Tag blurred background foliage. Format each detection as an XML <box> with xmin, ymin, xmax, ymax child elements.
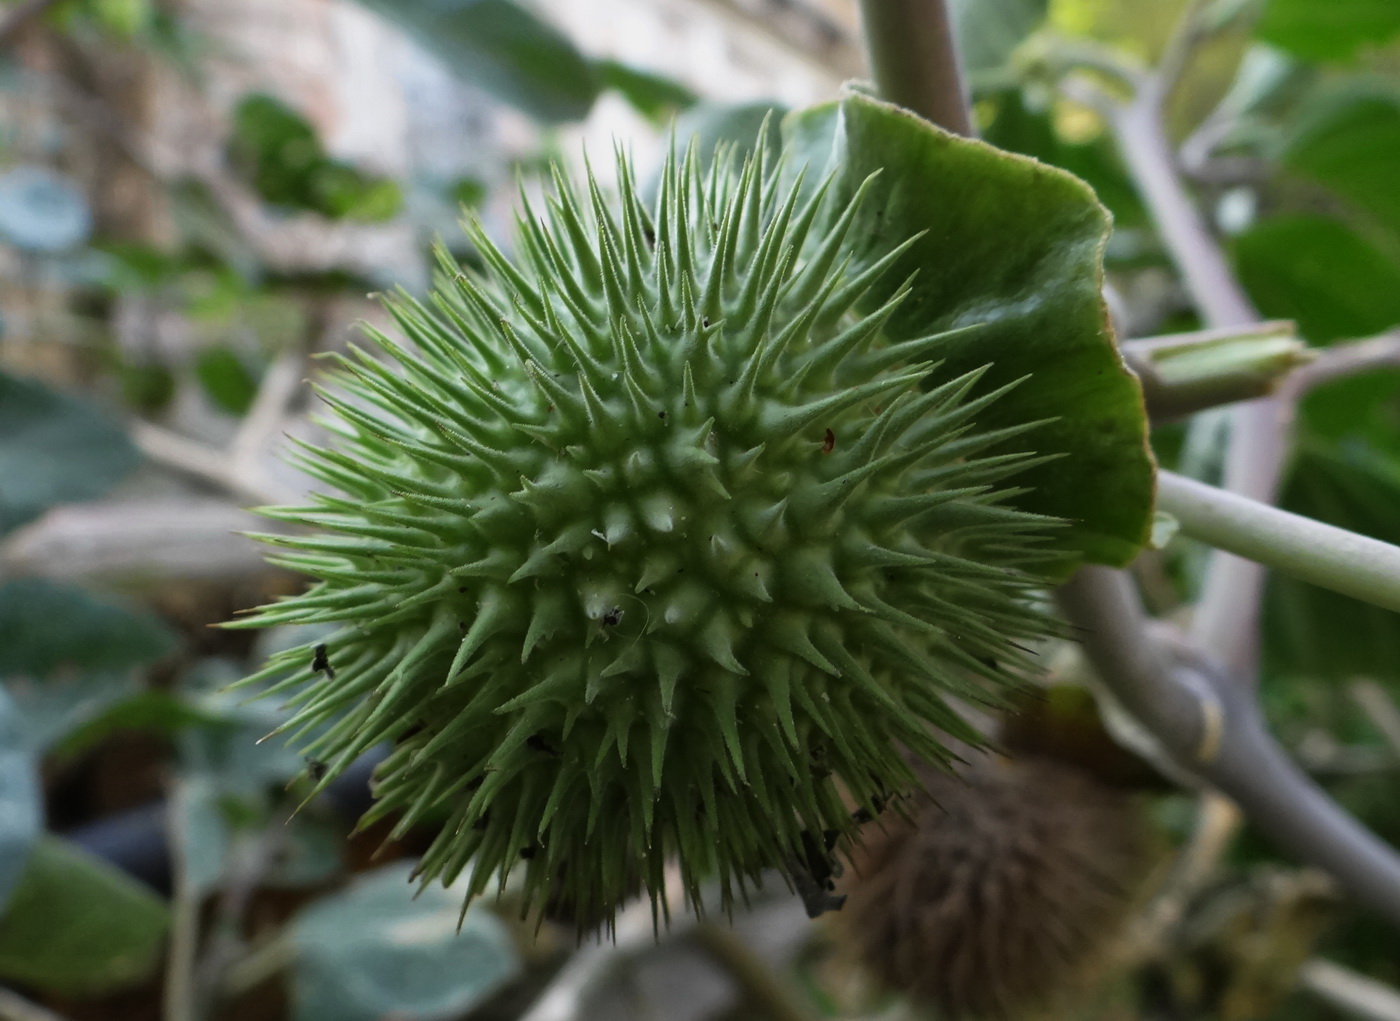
<box><xmin>0</xmin><ymin>0</ymin><xmax>1398</xmax><ymax>1019</ymax></box>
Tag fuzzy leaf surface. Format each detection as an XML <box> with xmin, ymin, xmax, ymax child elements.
<box><xmin>784</xmin><ymin>89</ymin><xmax>1154</xmax><ymax>568</ymax></box>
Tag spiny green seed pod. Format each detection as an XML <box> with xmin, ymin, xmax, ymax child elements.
<box><xmin>837</xmin><ymin>755</ymin><xmax>1153</xmax><ymax>1019</ymax></box>
<box><xmin>232</xmin><ymin>138</ymin><xmax>1066</xmax><ymax>928</ymax></box>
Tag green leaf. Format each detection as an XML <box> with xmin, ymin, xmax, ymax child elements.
<box><xmin>950</xmin><ymin>0</ymin><xmax>1047</xmax><ymax>77</ymax></box>
<box><xmin>0</xmin><ymin>371</ymin><xmax>141</xmax><ymax>535</ymax></box>
<box><xmin>784</xmin><ymin>89</ymin><xmax>1155</xmax><ymax>568</ymax></box>
<box><xmin>596</xmin><ymin>59</ymin><xmax>697</xmax><ymax>123</ymax></box>
<box><xmin>0</xmin><ymin>578</ymin><xmax>177</xmax><ymax>681</ymax></box>
<box><xmin>169</xmin><ymin>776</ymin><xmax>344</xmax><ymax>897</ymax></box>
<box><xmin>228</xmin><ymin>94</ymin><xmax>403</xmax><ymax>223</ymax></box>
<box><xmin>980</xmin><ymin>89</ymin><xmax>1147</xmax><ymax>230</ymax></box>
<box><xmin>1283</xmin><ymin>85</ymin><xmax>1400</xmax><ymax>245</ymax></box>
<box><xmin>351</xmin><ymin>0</ymin><xmax>600</xmax><ymax>123</ymax></box>
<box><xmin>0</xmin><ymin>580</ymin><xmax>179</xmax><ymax>754</ymax></box>
<box><xmin>1233</xmin><ymin>214</ymin><xmax>1400</xmax><ymax>343</ymax></box>
<box><xmin>195</xmin><ymin>344</ymin><xmax>260</xmax><ymax>415</ymax></box>
<box><xmin>1266</xmin><ymin>443</ymin><xmax>1400</xmax><ymax>682</ymax></box>
<box><xmin>675</xmin><ymin>100</ymin><xmax>788</xmax><ymax>164</ymax></box>
<box><xmin>1256</xmin><ymin>0</ymin><xmax>1400</xmax><ymax>62</ymax></box>
<box><xmin>290</xmin><ymin>862</ymin><xmax>521</xmax><ymax>1021</ymax></box>
<box><xmin>52</xmin><ymin>691</ymin><xmax>222</xmax><ymax>758</ymax></box>
<box><xmin>0</xmin><ymin>689</ymin><xmax>41</xmax><ymax>912</ymax></box>
<box><xmin>0</xmin><ymin>836</ymin><xmax>169</xmax><ymax>997</ymax></box>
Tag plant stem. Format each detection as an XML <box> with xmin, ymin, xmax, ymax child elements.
<box><xmin>856</xmin><ymin>0</ymin><xmax>973</xmax><ymax>134</ymax></box>
<box><xmin>1280</xmin><ymin>330</ymin><xmax>1400</xmax><ymax>400</ymax></box>
<box><xmin>1300</xmin><ymin>959</ymin><xmax>1400</xmax><ymax>1021</ymax></box>
<box><xmin>1158</xmin><ymin>470</ymin><xmax>1400</xmax><ymax>615</ymax></box>
<box><xmin>693</xmin><ymin>924</ymin><xmax>818</xmax><ymax>1021</ymax></box>
<box><xmin>1122</xmin><ymin>322</ymin><xmax>1311</xmax><ymax>420</ymax></box>
<box><xmin>1102</xmin><ymin>11</ymin><xmax>1288</xmax><ymax>677</ymax></box>
<box><xmin>1057</xmin><ymin>567</ymin><xmax>1400</xmax><ymax>928</ymax></box>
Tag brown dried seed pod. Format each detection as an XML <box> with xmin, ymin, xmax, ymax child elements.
<box><xmin>838</xmin><ymin>755</ymin><xmax>1153</xmax><ymax>1019</ymax></box>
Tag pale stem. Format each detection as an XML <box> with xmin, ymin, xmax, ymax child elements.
<box><xmin>1057</xmin><ymin>567</ymin><xmax>1400</xmax><ymax>927</ymax></box>
<box><xmin>1122</xmin><ymin>322</ymin><xmax>1311</xmax><ymax>420</ymax></box>
<box><xmin>693</xmin><ymin>924</ymin><xmax>818</xmax><ymax>1021</ymax></box>
<box><xmin>1300</xmin><ymin>959</ymin><xmax>1400</xmax><ymax>1021</ymax></box>
<box><xmin>1108</xmin><ymin>64</ymin><xmax>1280</xmax><ymax>678</ymax></box>
<box><xmin>1280</xmin><ymin>331</ymin><xmax>1400</xmax><ymax>400</ymax></box>
<box><xmin>1158</xmin><ymin>470</ymin><xmax>1400</xmax><ymax>615</ymax></box>
<box><xmin>856</xmin><ymin>0</ymin><xmax>973</xmax><ymax>134</ymax></box>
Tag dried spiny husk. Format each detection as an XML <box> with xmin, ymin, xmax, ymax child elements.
<box><xmin>838</xmin><ymin>755</ymin><xmax>1152</xmax><ymax>1019</ymax></box>
<box><xmin>230</xmin><ymin>137</ymin><xmax>1067</xmax><ymax>930</ymax></box>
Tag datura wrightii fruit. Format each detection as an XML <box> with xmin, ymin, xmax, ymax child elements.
<box><xmin>230</xmin><ymin>89</ymin><xmax>1155</xmax><ymax>930</ymax></box>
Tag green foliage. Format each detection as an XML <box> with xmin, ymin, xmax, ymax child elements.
<box><xmin>228</xmin><ymin>94</ymin><xmax>404</xmax><ymax>223</ymax></box>
<box><xmin>1256</xmin><ymin>0</ymin><xmax>1400</xmax><ymax>62</ymax></box>
<box><xmin>194</xmin><ymin>343</ymin><xmax>261</xmax><ymax>415</ymax></box>
<box><xmin>1233</xmin><ymin>215</ymin><xmax>1400</xmax><ymax>343</ymax></box>
<box><xmin>0</xmin><ymin>371</ymin><xmax>142</xmax><ymax>536</ymax></box>
<box><xmin>350</xmin><ymin>0</ymin><xmax>601</xmax><ymax>124</ymax></box>
<box><xmin>1283</xmin><ymin>84</ymin><xmax>1400</xmax><ymax>242</ymax></box>
<box><xmin>785</xmin><ymin>89</ymin><xmax>1155</xmax><ymax>565</ymax></box>
<box><xmin>0</xmin><ymin>836</ymin><xmax>169</xmax><ymax>997</ymax></box>
<box><xmin>289</xmin><ymin>862</ymin><xmax>521</xmax><ymax>1021</ymax></box>
<box><xmin>0</xmin><ymin>578</ymin><xmax>176</xmax><ymax>682</ymax></box>
<box><xmin>228</xmin><ymin>111</ymin><xmax>1153</xmax><ymax>925</ymax></box>
<box><xmin>596</xmin><ymin>59</ymin><xmax>698</xmax><ymax>123</ymax></box>
<box><xmin>951</xmin><ymin>0</ymin><xmax>1048</xmax><ymax>80</ymax></box>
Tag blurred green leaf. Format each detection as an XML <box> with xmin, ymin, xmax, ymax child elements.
<box><xmin>596</xmin><ymin>59</ymin><xmax>697</xmax><ymax>122</ymax></box>
<box><xmin>90</xmin><ymin>0</ymin><xmax>154</xmax><ymax>37</ymax></box>
<box><xmin>951</xmin><ymin>0</ymin><xmax>1047</xmax><ymax>76</ymax></box>
<box><xmin>116</xmin><ymin>358</ymin><xmax>177</xmax><ymax>414</ymax></box>
<box><xmin>1233</xmin><ymin>214</ymin><xmax>1400</xmax><ymax>342</ymax></box>
<box><xmin>448</xmin><ymin>175</ymin><xmax>488</xmax><ymax>209</ymax></box>
<box><xmin>0</xmin><ymin>577</ymin><xmax>177</xmax><ymax>681</ymax></box>
<box><xmin>1256</xmin><ymin>0</ymin><xmax>1400</xmax><ymax>62</ymax></box>
<box><xmin>0</xmin><ymin>836</ymin><xmax>169</xmax><ymax>997</ymax></box>
<box><xmin>53</xmin><ymin>691</ymin><xmax>223</xmax><ymax>758</ymax></box>
<box><xmin>0</xmin><ymin>689</ymin><xmax>41</xmax><ymax>912</ymax></box>
<box><xmin>0</xmin><ymin>579</ymin><xmax>179</xmax><ymax>755</ymax></box>
<box><xmin>266</xmin><ymin>814</ymin><xmax>345</xmax><ymax>889</ymax></box>
<box><xmin>290</xmin><ymin>861</ymin><xmax>521</xmax><ymax>1021</ymax></box>
<box><xmin>229</xmin><ymin>94</ymin><xmax>403</xmax><ymax>223</ymax></box>
<box><xmin>351</xmin><ymin>0</ymin><xmax>600</xmax><ymax>123</ymax></box>
<box><xmin>0</xmin><ymin>372</ymin><xmax>141</xmax><ymax>535</ymax></box>
<box><xmin>169</xmin><ymin>775</ymin><xmax>344</xmax><ymax>898</ymax></box>
<box><xmin>194</xmin><ymin>344</ymin><xmax>260</xmax><ymax>415</ymax></box>
<box><xmin>673</xmin><ymin>100</ymin><xmax>788</xmax><ymax>165</ymax></box>
<box><xmin>178</xmin><ymin>659</ymin><xmax>314</xmax><ymax>798</ymax></box>
<box><xmin>1266</xmin><ymin>442</ymin><xmax>1400</xmax><ymax>682</ymax></box>
<box><xmin>1283</xmin><ymin>85</ymin><xmax>1400</xmax><ymax>245</ymax></box>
